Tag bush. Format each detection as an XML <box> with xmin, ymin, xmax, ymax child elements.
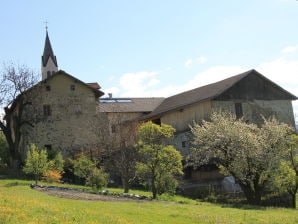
<box><xmin>70</xmin><ymin>155</ymin><xmax>108</xmax><ymax>190</ymax></box>
<box><xmin>23</xmin><ymin>144</ymin><xmax>49</xmax><ymax>185</ymax></box>
<box><xmin>86</xmin><ymin>168</ymin><xmax>108</xmax><ymax>191</ymax></box>
<box><xmin>42</xmin><ymin>170</ymin><xmax>63</xmax><ymax>183</ymax></box>
<box><xmin>156</xmin><ymin>174</ymin><xmax>178</xmax><ymax>196</ymax></box>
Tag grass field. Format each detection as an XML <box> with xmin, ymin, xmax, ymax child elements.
<box><xmin>0</xmin><ymin>179</ymin><xmax>297</xmax><ymax>224</ymax></box>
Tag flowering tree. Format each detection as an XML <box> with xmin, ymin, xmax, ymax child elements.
<box><xmin>189</xmin><ymin>111</ymin><xmax>292</xmax><ymax>205</ymax></box>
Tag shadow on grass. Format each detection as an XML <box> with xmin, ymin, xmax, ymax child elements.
<box><xmin>220</xmin><ymin>203</ymin><xmax>266</xmax><ymax>211</ymax></box>
<box><xmin>4</xmin><ymin>181</ymin><xmax>29</xmax><ymax>187</ymax></box>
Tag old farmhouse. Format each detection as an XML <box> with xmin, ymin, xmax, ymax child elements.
<box><xmin>8</xmin><ymin>31</ymin><xmax>297</xmax><ymax>188</ymax></box>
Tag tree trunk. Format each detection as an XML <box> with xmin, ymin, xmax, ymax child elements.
<box><xmin>9</xmin><ymin>158</ymin><xmax>21</xmax><ymax>170</ymax></box>
<box><xmin>151</xmin><ymin>175</ymin><xmax>157</xmax><ymax>199</ymax></box>
<box><xmin>122</xmin><ymin>177</ymin><xmax>130</xmax><ymax>193</ymax></box>
<box><xmin>290</xmin><ymin>193</ymin><xmax>296</xmax><ymax>209</ymax></box>
<box><xmin>152</xmin><ymin>185</ymin><xmax>157</xmax><ymax>199</ymax></box>
<box><xmin>240</xmin><ymin>183</ymin><xmax>262</xmax><ymax>205</ymax></box>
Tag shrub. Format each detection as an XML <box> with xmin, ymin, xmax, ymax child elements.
<box><xmin>70</xmin><ymin>155</ymin><xmax>108</xmax><ymax>190</ymax></box>
<box><xmin>42</xmin><ymin>169</ymin><xmax>63</xmax><ymax>183</ymax></box>
<box><xmin>23</xmin><ymin>144</ymin><xmax>49</xmax><ymax>185</ymax></box>
<box><xmin>86</xmin><ymin>168</ymin><xmax>108</xmax><ymax>191</ymax></box>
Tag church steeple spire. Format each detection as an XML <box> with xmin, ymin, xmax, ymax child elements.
<box><xmin>41</xmin><ymin>27</ymin><xmax>58</xmax><ymax>80</ymax></box>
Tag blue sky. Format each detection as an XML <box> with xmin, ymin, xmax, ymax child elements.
<box><xmin>0</xmin><ymin>0</ymin><xmax>298</xmax><ymax>120</ymax></box>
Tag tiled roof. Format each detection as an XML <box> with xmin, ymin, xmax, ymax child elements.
<box><xmin>145</xmin><ymin>69</ymin><xmax>297</xmax><ymax>119</ymax></box>
<box><xmin>87</xmin><ymin>82</ymin><xmax>101</xmax><ymax>90</ymax></box>
<box><xmin>42</xmin><ymin>31</ymin><xmax>58</xmax><ymax>67</ymax></box>
<box><xmin>99</xmin><ymin>97</ymin><xmax>165</xmax><ymax>113</ymax></box>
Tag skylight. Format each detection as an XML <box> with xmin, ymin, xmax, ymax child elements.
<box><xmin>100</xmin><ymin>99</ymin><xmax>133</xmax><ymax>103</ymax></box>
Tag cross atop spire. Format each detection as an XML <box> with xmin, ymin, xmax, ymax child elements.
<box><xmin>44</xmin><ymin>21</ymin><xmax>48</xmax><ymax>32</ymax></box>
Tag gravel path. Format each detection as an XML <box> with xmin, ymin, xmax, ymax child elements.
<box><xmin>34</xmin><ymin>186</ymin><xmax>147</xmax><ymax>202</ymax></box>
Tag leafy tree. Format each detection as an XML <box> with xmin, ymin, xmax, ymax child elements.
<box><xmin>189</xmin><ymin>111</ymin><xmax>292</xmax><ymax>205</ymax></box>
<box><xmin>273</xmin><ymin>134</ymin><xmax>298</xmax><ymax>208</ymax></box>
<box><xmin>107</xmin><ymin>146</ymin><xmax>139</xmax><ymax>193</ymax></box>
<box><xmin>0</xmin><ymin>63</ymin><xmax>38</xmax><ymax>169</ymax></box>
<box><xmin>70</xmin><ymin>155</ymin><xmax>108</xmax><ymax>190</ymax></box>
<box><xmin>137</xmin><ymin>121</ymin><xmax>183</xmax><ymax>199</ymax></box>
<box><xmin>23</xmin><ymin>144</ymin><xmax>49</xmax><ymax>185</ymax></box>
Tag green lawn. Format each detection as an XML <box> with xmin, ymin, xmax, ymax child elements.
<box><xmin>0</xmin><ymin>179</ymin><xmax>297</xmax><ymax>224</ymax></box>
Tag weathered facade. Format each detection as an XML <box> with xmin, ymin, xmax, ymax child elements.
<box><xmin>20</xmin><ymin>71</ymin><xmax>104</xmax><ymax>157</ymax></box>
<box><xmin>141</xmin><ymin>70</ymin><xmax>297</xmax><ymax>155</ymax></box>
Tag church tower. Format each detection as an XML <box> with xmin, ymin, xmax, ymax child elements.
<box><xmin>41</xmin><ymin>28</ymin><xmax>58</xmax><ymax>80</ymax></box>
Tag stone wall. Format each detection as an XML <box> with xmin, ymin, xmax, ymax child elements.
<box><xmin>21</xmin><ymin>74</ymin><xmax>99</xmax><ymax>157</ymax></box>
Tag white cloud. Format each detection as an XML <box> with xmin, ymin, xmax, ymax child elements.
<box><xmin>196</xmin><ymin>56</ymin><xmax>207</xmax><ymax>64</ymax></box>
<box><xmin>185</xmin><ymin>57</ymin><xmax>207</xmax><ymax>68</ymax></box>
<box><xmin>282</xmin><ymin>45</ymin><xmax>298</xmax><ymax>54</ymax></box>
<box><xmin>185</xmin><ymin>59</ymin><xmax>193</xmax><ymax>68</ymax></box>
<box><xmin>116</xmin><ymin>71</ymin><xmax>160</xmax><ymax>97</ymax></box>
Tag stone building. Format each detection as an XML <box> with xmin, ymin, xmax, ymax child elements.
<box><xmin>13</xmin><ymin>31</ymin><xmax>104</xmax><ymax>159</ymax></box>
<box><xmin>21</xmin><ymin>70</ymin><xmax>104</xmax><ymax>157</ymax></box>
<box><xmin>10</xmin><ymin>31</ymin><xmax>297</xmax><ymax>182</ymax></box>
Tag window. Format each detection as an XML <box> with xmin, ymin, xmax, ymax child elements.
<box><xmin>70</xmin><ymin>85</ymin><xmax>75</xmax><ymax>91</ymax></box>
<box><xmin>44</xmin><ymin>144</ymin><xmax>52</xmax><ymax>150</ymax></box>
<box><xmin>182</xmin><ymin>141</ymin><xmax>186</xmax><ymax>148</ymax></box>
<box><xmin>235</xmin><ymin>103</ymin><xmax>243</xmax><ymax>119</ymax></box>
<box><xmin>111</xmin><ymin>124</ymin><xmax>116</xmax><ymax>133</ymax></box>
<box><xmin>74</xmin><ymin>104</ymin><xmax>81</xmax><ymax>114</ymax></box>
<box><xmin>45</xmin><ymin>85</ymin><xmax>51</xmax><ymax>91</ymax></box>
<box><xmin>152</xmin><ymin>118</ymin><xmax>161</xmax><ymax>125</ymax></box>
<box><xmin>47</xmin><ymin>71</ymin><xmax>51</xmax><ymax>78</ymax></box>
<box><xmin>43</xmin><ymin>105</ymin><xmax>52</xmax><ymax>116</ymax></box>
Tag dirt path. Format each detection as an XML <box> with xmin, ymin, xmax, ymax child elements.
<box><xmin>34</xmin><ymin>186</ymin><xmax>148</xmax><ymax>202</ymax></box>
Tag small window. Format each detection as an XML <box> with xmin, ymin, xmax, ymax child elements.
<box><xmin>74</xmin><ymin>105</ymin><xmax>81</xmax><ymax>114</ymax></box>
<box><xmin>43</xmin><ymin>105</ymin><xmax>52</xmax><ymax>116</ymax></box>
<box><xmin>111</xmin><ymin>124</ymin><xmax>116</xmax><ymax>133</ymax></box>
<box><xmin>45</xmin><ymin>85</ymin><xmax>51</xmax><ymax>91</ymax></box>
<box><xmin>44</xmin><ymin>144</ymin><xmax>52</xmax><ymax>150</ymax></box>
<box><xmin>47</xmin><ymin>71</ymin><xmax>51</xmax><ymax>78</ymax></box>
<box><xmin>235</xmin><ymin>103</ymin><xmax>243</xmax><ymax>119</ymax></box>
<box><xmin>182</xmin><ymin>141</ymin><xmax>186</xmax><ymax>148</ymax></box>
<box><xmin>70</xmin><ymin>85</ymin><xmax>75</xmax><ymax>91</ymax></box>
<box><xmin>152</xmin><ymin>118</ymin><xmax>161</xmax><ymax>125</ymax></box>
